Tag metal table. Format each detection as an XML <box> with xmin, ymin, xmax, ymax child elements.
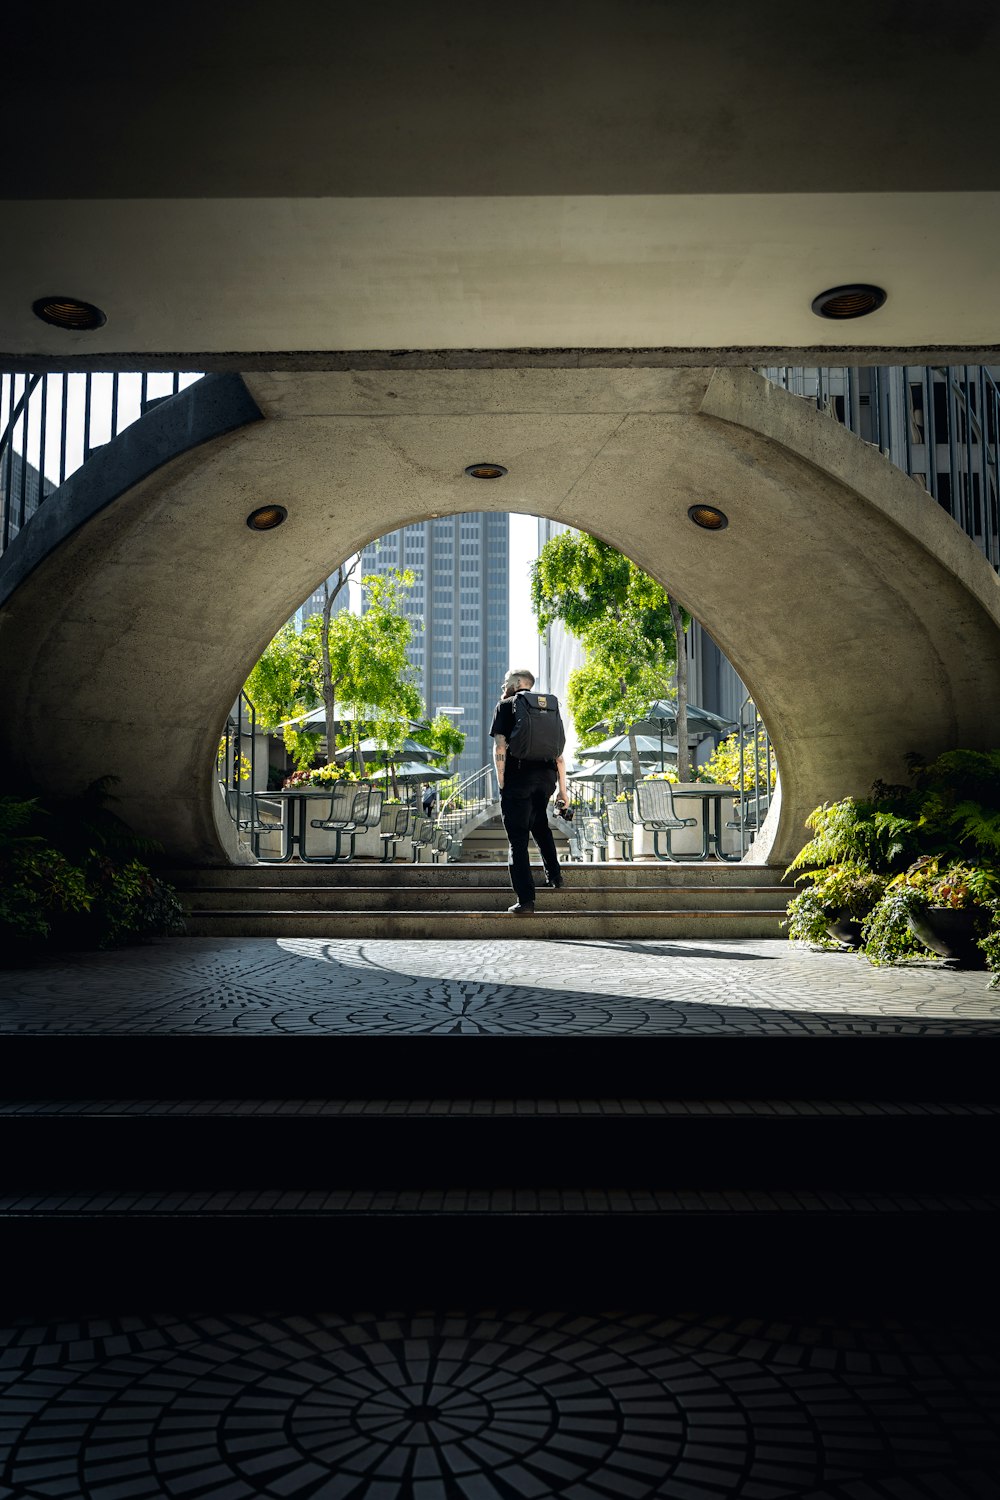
<box><xmin>255</xmin><ymin>790</ymin><xmax>351</xmax><ymax>863</ymax></box>
<box><xmin>670</xmin><ymin>785</ymin><xmax>741</xmax><ymax>862</ymax></box>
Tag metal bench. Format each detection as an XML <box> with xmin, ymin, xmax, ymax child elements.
<box><xmin>606</xmin><ymin>800</ymin><xmax>635</xmax><ymax>860</ymax></box>
<box><xmin>634</xmin><ymin>780</ymin><xmax>698</xmax><ymax>860</ymax></box>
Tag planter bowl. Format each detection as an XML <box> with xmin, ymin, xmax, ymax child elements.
<box><xmin>906</xmin><ymin>906</ymin><xmax>986</xmax><ymax>967</ymax></box>
<box><xmin>825</xmin><ymin>911</ymin><xmax>865</xmax><ymax>948</ymax></box>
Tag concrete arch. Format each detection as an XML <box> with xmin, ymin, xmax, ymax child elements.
<box><xmin>2</xmin><ymin>366</ymin><xmax>1000</xmax><ymax>867</ymax></box>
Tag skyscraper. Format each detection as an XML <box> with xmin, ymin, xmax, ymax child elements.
<box><xmin>361</xmin><ymin>512</ymin><xmax>509</xmax><ymax>781</ymax></box>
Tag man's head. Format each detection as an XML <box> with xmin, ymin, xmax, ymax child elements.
<box><xmin>502</xmin><ymin>669</ymin><xmax>535</xmax><ymax>699</ymax></box>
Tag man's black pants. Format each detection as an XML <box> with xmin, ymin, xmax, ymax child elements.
<box><xmin>500</xmin><ymin>765</ymin><xmax>560</xmax><ymax>905</ymax></box>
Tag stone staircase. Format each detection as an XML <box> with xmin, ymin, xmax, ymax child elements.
<box><xmin>171</xmin><ymin>860</ymin><xmax>792</xmax><ymax>939</ymax></box>
<box><xmin>3</xmin><ymin>1033</ymin><xmax>998</xmax><ymax>1308</ymax></box>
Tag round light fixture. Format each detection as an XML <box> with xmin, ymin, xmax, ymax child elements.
<box><xmin>246</xmin><ymin>504</ymin><xmax>288</xmax><ymax>531</ymax></box>
<box><xmin>32</xmin><ymin>296</ymin><xmax>107</xmax><ymax>331</ymax></box>
<box><xmin>811</xmin><ymin>284</ymin><xmax>887</xmax><ymax>320</ymax></box>
<box><xmin>464</xmin><ymin>463</ymin><xmax>508</xmax><ymax>479</ymax></box>
<box><xmin>688</xmin><ymin>504</ymin><xmax>729</xmax><ymax>531</ymax></box>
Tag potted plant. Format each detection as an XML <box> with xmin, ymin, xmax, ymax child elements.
<box><xmin>785</xmin><ymin>863</ymin><xmax>888</xmax><ymax>948</ymax></box>
<box><xmin>863</xmin><ymin>857</ymin><xmax>996</xmax><ymax>968</ymax></box>
<box><xmin>787</xmin><ymin>749</ymin><xmax>1000</xmax><ymax>975</ymax></box>
<box><xmin>784</xmin><ymin>787</ymin><xmax>919</xmax><ymax>948</ymax></box>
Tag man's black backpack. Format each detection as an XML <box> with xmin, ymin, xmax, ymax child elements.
<box><xmin>507</xmin><ymin>691</ymin><xmax>566</xmax><ymax>762</ymax></box>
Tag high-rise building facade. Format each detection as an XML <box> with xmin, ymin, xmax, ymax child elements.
<box><xmin>361</xmin><ymin>512</ymin><xmax>509</xmax><ymax>781</ymax></box>
<box><xmin>766</xmin><ymin>365</ymin><xmax>1000</xmax><ymax>573</ymax></box>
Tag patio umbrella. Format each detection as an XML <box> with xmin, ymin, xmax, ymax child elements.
<box><xmin>577</xmin><ymin>734</ymin><xmax>674</xmax><ymax>761</ymax></box>
<box><xmin>642</xmin><ymin>699</ymin><xmax>738</xmax><ymax>733</ymax></box>
<box><xmin>568</xmin><ymin>758</ymin><xmax>655</xmax><ymax>780</ymax></box>
<box><xmin>333</xmin><ymin>736</ymin><xmax>440</xmax><ymax>765</ymax></box>
<box><xmin>586</xmin><ymin>702</ymin><xmax>736</xmax><ymax>738</ymax></box>
<box><xmin>586</xmin><ymin>702</ymin><xmax>736</xmax><ymax>771</ymax></box>
<box><xmin>275</xmin><ymin>708</ymin><xmax>427</xmax><ymax>737</ymax></box>
<box><xmin>369</xmin><ymin>761</ymin><xmax>450</xmax><ymax>783</ymax></box>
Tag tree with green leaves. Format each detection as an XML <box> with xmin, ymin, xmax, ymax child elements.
<box><xmin>244</xmin><ymin>568</ymin><xmax>424</xmax><ymax>772</ymax></box>
<box><xmin>413</xmin><ymin>712</ymin><xmax>467</xmax><ymax>766</ymax></box>
<box><xmin>244</xmin><ymin>621</ymin><xmax>324</xmax><ymax>769</ymax></box>
<box><xmin>530</xmin><ymin>531</ymin><xmax>690</xmax><ymax>781</ymax></box>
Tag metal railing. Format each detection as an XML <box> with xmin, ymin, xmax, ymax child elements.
<box><xmin>735</xmin><ymin>697</ymin><xmax>776</xmax><ymax>859</ymax></box>
<box><xmin>436</xmin><ymin>763</ymin><xmax>499</xmax><ymax>840</ymax></box>
<box><xmin>0</xmin><ymin>370</ymin><xmax>203</xmax><ymax>554</ymax></box>
<box><xmin>218</xmin><ymin>691</ymin><xmax>260</xmax><ymax>839</ymax></box>
<box><xmin>765</xmin><ymin>364</ymin><xmax>1000</xmax><ymax>572</ymax></box>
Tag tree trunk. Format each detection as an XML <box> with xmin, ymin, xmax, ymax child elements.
<box><xmin>669</xmin><ymin>597</ymin><xmax>690</xmax><ymax>779</ymax></box>
<box><xmin>320</xmin><ymin>560</ymin><xmax>358</xmax><ymax>764</ymax></box>
<box><xmin>620</xmin><ymin>673</ymin><xmax>642</xmax><ymax>787</ymax></box>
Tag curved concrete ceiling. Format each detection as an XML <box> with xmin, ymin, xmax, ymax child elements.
<box><xmin>4</xmin><ymin>2</ymin><xmax>1000</xmax><ymax>362</ymax></box>
<box><xmin>2</xmin><ymin>367</ymin><xmax>999</xmax><ymax>868</ymax></box>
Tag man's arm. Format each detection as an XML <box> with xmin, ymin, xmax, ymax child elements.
<box><xmin>493</xmin><ymin>734</ymin><xmax>507</xmax><ymax>792</ymax></box>
<box><xmin>554</xmin><ymin>753</ymin><xmax>569</xmax><ymax>805</ymax></box>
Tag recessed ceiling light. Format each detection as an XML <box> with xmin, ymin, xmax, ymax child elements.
<box><xmin>246</xmin><ymin>505</ymin><xmax>288</xmax><ymax>531</ymax></box>
<box><xmin>811</xmin><ymin>284</ymin><xmax>887</xmax><ymax>320</ymax></box>
<box><xmin>688</xmin><ymin>505</ymin><xmax>729</xmax><ymax>531</ymax></box>
<box><xmin>464</xmin><ymin>463</ymin><xmax>508</xmax><ymax>479</ymax></box>
<box><xmin>32</xmin><ymin>296</ymin><xmax>107</xmax><ymax>331</ymax></box>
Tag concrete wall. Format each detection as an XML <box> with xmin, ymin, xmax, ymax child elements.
<box><xmin>2</xmin><ymin>366</ymin><xmax>1000</xmax><ymax>867</ymax></box>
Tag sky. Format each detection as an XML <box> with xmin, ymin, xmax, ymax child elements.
<box><xmin>508</xmin><ymin>513</ymin><xmax>540</xmax><ymax>676</ymax></box>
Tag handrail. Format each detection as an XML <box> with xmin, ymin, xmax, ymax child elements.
<box><xmin>219</xmin><ymin>690</ymin><xmax>260</xmax><ymax>842</ymax></box>
<box><xmin>0</xmin><ymin>370</ymin><xmax>203</xmax><ymax>555</ymax></box>
<box><xmin>736</xmin><ymin>697</ymin><xmax>776</xmax><ymax>859</ymax></box>
<box><xmin>437</xmin><ymin>762</ymin><xmax>497</xmax><ymax>822</ymax></box>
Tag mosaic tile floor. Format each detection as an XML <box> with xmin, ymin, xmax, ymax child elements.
<box><xmin>1</xmin><ymin>937</ymin><xmax>999</xmax><ymax>1036</ymax></box>
<box><xmin>1</xmin><ymin>1311</ymin><xmax>998</xmax><ymax>1498</ymax></box>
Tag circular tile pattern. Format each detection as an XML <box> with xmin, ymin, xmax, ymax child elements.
<box><xmin>1</xmin><ymin>1311</ymin><xmax>998</xmax><ymax>1498</ymax></box>
<box><xmin>1</xmin><ymin>935</ymin><xmax>998</xmax><ymax>1036</ymax></box>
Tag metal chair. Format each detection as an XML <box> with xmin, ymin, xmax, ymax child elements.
<box><xmin>222</xmin><ymin>783</ymin><xmax>280</xmax><ymax>858</ymax></box>
<box><xmin>634</xmin><ymin>780</ymin><xmax>698</xmax><ymax>860</ymax></box>
<box><xmin>362</xmin><ymin>787</ymin><xmax>385</xmax><ymax>830</ymax></box>
<box><xmin>434</xmin><ymin>827</ymin><xmax>451</xmax><ymax>862</ymax></box>
<box><xmin>584</xmin><ymin>814</ymin><xmax>608</xmax><ymax>861</ymax></box>
<box><xmin>379</xmin><ymin>805</ymin><xmax>409</xmax><ymax>862</ymax></box>
<box><xmin>606</xmin><ymin>800</ymin><xmax>635</xmax><ymax>861</ymax></box>
<box><xmin>411</xmin><ymin>815</ymin><xmax>436</xmax><ymax>862</ymax></box>
<box><xmin>564</xmin><ymin>818</ymin><xmax>589</xmax><ymax>862</ymax></box>
<box><xmin>309</xmin><ymin>784</ymin><xmax>371</xmax><ymax>861</ymax></box>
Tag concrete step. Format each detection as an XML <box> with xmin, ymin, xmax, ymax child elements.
<box><xmin>4</xmin><ymin>1035</ymin><xmax>994</xmax><ymax>1103</ymax></box>
<box><xmin>181</xmin><ymin>908</ymin><xmax>789</xmax><ymax>938</ymax></box>
<box><xmin>180</xmin><ymin>883</ymin><xmax>792</xmax><ymax>914</ymax></box>
<box><xmin>164</xmin><ymin>861</ymin><xmax>782</xmax><ymax>890</ymax></box>
<box><xmin>5</xmin><ymin>1186</ymin><xmax>996</xmax><ymax>1305</ymax></box>
<box><xmin>3</xmin><ymin>1098</ymin><xmax>995</xmax><ymax>1191</ymax></box>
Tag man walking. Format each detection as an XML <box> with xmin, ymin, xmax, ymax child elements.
<box><xmin>490</xmin><ymin>669</ymin><xmax>571</xmax><ymax>914</ymax></box>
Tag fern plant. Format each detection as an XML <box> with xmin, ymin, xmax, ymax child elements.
<box><xmin>906</xmin><ymin>749</ymin><xmax>1000</xmax><ymax>863</ymax></box>
<box><xmin>785</xmin><ymin>792</ymin><xmax>919</xmax><ymax>880</ymax></box>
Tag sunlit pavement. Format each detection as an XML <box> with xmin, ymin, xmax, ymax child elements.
<box><xmin>1</xmin><ymin>936</ymin><xmax>998</xmax><ymax>1035</ymax></box>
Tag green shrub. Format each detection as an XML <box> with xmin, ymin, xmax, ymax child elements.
<box><xmin>860</xmin><ymin>886</ymin><xmax>936</xmax><ymax>966</ymax></box>
<box><xmin>784</xmin><ymin>863</ymin><xmax>887</xmax><ymax>948</ymax></box>
<box><xmin>0</xmin><ymin>782</ymin><xmax>184</xmax><ymax>957</ymax></box>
